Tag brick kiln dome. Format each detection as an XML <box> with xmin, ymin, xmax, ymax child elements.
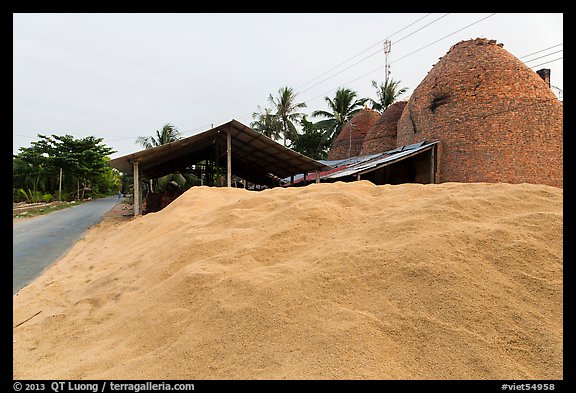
<box><xmin>396</xmin><ymin>38</ymin><xmax>563</xmax><ymax>187</ymax></box>
<box><xmin>360</xmin><ymin>101</ymin><xmax>407</xmax><ymax>156</ymax></box>
<box><xmin>328</xmin><ymin>108</ymin><xmax>380</xmax><ymax>160</ymax></box>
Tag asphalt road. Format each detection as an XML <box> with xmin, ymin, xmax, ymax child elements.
<box><xmin>13</xmin><ymin>196</ymin><xmax>122</xmax><ymax>295</ymax></box>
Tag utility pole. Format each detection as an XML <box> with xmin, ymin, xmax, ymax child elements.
<box><xmin>348</xmin><ymin>121</ymin><xmax>356</xmax><ymax>159</ymax></box>
<box><xmin>58</xmin><ymin>167</ymin><xmax>62</xmax><ymax>201</ymax></box>
<box><xmin>384</xmin><ymin>39</ymin><xmax>391</xmax><ymax>84</ymax></box>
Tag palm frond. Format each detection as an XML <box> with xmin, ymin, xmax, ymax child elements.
<box><xmin>136</xmin><ymin>136</ymin><xmax>154</xmax><ymax>149</ymax></box>
<box><xmin>311</xmin><ymin>110</ymin><xmax>334</xmax><ymax>119</ymax></box>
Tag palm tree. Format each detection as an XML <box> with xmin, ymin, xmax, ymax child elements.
<box><xmin>370</xmin><ymin>78</ymin><xmax>408</xmax><ymax>112</ymax></box>
<box><xmin>290</xmin><ymin>115</ymin><xmax>330</xmax><ymax>160</ymax></box>
<box><xmin>135</xmin><ymin>123</ymin><xmax>182</xmax><ymax>198</ymax></box>
<box><xmin>136</xmin><ymin>123</ymin><xmax>182</xmax><ymax>149</ymax></box>
<box><xmin>311</xmin><ymin>87</ymin><xmax>368</xmax><ymax>145</ymax></box>
<box><xmin>250</xmin><ymin>106</ymin><xmax>282</xmax><ymax>141</ymax></box>
<box><xmin>268</xmin><ymin>86</ymin><xmax>307</xmax><ymax>147</ymax></box>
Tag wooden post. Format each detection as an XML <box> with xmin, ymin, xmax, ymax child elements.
<box><xmin>430</xmin><ymin>145</ymin><xmax>436</xmax><ymax>184</ymax></box>
<box><xmin>214</xmin><ymin>144</ymin><xmax>220</xmax><ymax>186</ymax></box>
<box><xmin>133</xmin><ymin>161</ymin><xmax>141</xmax><ymax>216</ymax></box>
<box><xmin>290</xmin><ymin>175</ymin><xmax>294</xmax><ymax>186</ymax></box>
<box><xmin>315</xmin><ymin>170</ymin><xmax>320</xmax><ymax>184</ymax></box>
<box><xmin>227</xmin><ymin>129</ymin><xmax>232</xmax><ymax>187</ymax></box>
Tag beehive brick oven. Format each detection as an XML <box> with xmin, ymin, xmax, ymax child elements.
<box><xmin>360</xmin><ymin>101</ymin><xmax>407</xmax><ymax>156</ymax></box>
<box><xmin>396</xmin><ymin>38</ymin><xmax>563</xmax><ymax>187</ymax></box>
<box><xmin>328</xmin><ymin>108</ymin><xmax>380</xmax><ymax>160</ymax></box>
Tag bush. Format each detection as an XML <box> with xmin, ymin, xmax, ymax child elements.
<box><xmin>59</xmin><ymin>191</ymin><xmax>76</xmax><ymax>202</ymax></box>
<box><xmin>16</xmin><ymin>188</ymin><xmax>44</xmax><ymax>203</ymax></box>
<box><xmin>43</xmin><ymin>194</ymin><xmax>53</xmax><ymax>203</ymax></box>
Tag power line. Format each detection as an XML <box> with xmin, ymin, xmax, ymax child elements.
<box><xmin>390</xmin><ymin>13</ymin><xmax>497</xmax><ymax>65</ymax></box>
<box><xmin>297</xmin><ymin>49</ymin><xmax>382</xmax><ymax>96</ymax></box>
<box><xmin>296</xmin><ymin>14</ymin><xmax>450</xmax><ymax>96</ymax></box>
<box><xmin>523</xmin><ymin>49</ymin><xmax>563</xmax><ymax>64</ymax></box>
<box><xmin>14</xmin><ymin>15</ymin><xmax>561</xmax><ymax>151</ymax></box>
<box><xmin>393</xmin><ymin>13</ymin><xmax>451</xmax><ymax>45</ymax></box>
<box><xmin>232</xmin><ymin>14</ymin><xmax>454</xmax><ymax>134</ymax></box>
<box><xmin>294</xmin><ymin>13</ymin><xmax>434</xmax><ymax>91</ymax></box>
<box><xmin>300</xmin><ymin>13</ymin><xmax>498</xmax><ymax>106</ymax></box>
<box><xmin>315</xmin><ymin>48</ymin><xmax>561</xmax><ymax>106</ymax></box>
<box><xmin>117</xmin><ymin>13</ymin><xmax>497</xmax><ymax>141</ymax></box>
<box><xmin>518</xmin><ymin>43</ymin><xmax>563</xmax><ymax>59</ymax></box>
<box><xmin>530</xmin><ymin>57</ymin><xmax>563</xmax><ymax>69</ymax></box>
<box><xmin>13</xmin><ymin>133</ymin><xmax>38</xmax><ymax>139</ymax></box>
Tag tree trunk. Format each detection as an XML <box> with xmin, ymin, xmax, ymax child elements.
<box><xmin>80</xmin><ymin>180</ymin><xmax>86</xmax><ymax>200</ymax></box>
<box><xmin>283</xmin><ymin>121</ymin><xmax>289</xmax><ymax>147</ymax></box>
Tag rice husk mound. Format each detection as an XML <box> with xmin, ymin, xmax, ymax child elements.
<box><xmin>13</xmin><ymin>181</ymin><xmax>563</xmax><ymax>380</ymax></box>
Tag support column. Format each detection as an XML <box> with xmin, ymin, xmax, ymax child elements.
<box><xmin>315</xmin><ymin>170</ymin><xmax>320</xmax><ymax>184</ymax></box>
<box><xmin>227</xmin><ymin>129</ymin><xmax>232</xmax><ymax>187</ymax></box>
<box><xmin>430</xmin><ymin>145</ymin><xmax>436</xmax><ymax>184</ymax></box>
<box><xmin>357</xmin><ymin>173</ymin><xmax>361</xmax><ymax>181</ymax></box>
<box><xmin>215</xmin><ymin>144</ymin><xmax>220</xmax><ymax>186</ymax></box>
<box><xmin>133</xmin><ymin>161</ymin><xmax>141</xmax><ymax>216</ymax></box>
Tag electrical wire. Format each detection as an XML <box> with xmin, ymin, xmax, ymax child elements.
<box><xmin>530</xmin><ymin>57</ymin><xmax>563</xmax><ymax>69</ymax></box>
<box><xmin>294</xmin><ymin>13</ymin><xmax>434</xmax><ymax>91</ymax></box>
<box><xmin>518</xmin><ymin>43</ymin><xmax>563</xmax><ymax>59</ymax></box>
<box><xmin>296</xmin><ymin>14</ymin><xmax>450</xmax><ymax>96</ymax></box>
<box><xmin>299</xmin><ymin>13</ymin><xmax>498</xmax><ymax>106</ymax></box>
<box><xmin>390</xmin><ymin>13</ymin><xmax>497</xmax><ymax>65</ymax></box>
<box><xmin>14</xmin><ymin>14</ymin><xmax>562</xmax><ymax>149</ymax></box>
<box><xmin>523</xmin><ymin>49</ymin><xmax>563</xmax><ymax>64</ymax></box>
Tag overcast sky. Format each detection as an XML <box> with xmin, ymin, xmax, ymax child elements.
<box><xmin>13</xmin><ymin>13</ymin><xmax>563</xmax><ymax>159</ymax></box>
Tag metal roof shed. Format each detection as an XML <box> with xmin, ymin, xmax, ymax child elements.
<box><xmin>324</xmin><ymin>141</ymin><xmax>438</xmax><ymax>181</ymax></box>
<box><xmin>286</xmin><ymin>141</ymin><xmax>439</xmax><ymax>185</ymax></box>
<box><xmin>108</xmin><ymin>119</ymin><xmax>330</xmax><ymax>215</ymax></box>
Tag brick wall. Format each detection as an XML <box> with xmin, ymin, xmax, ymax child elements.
<box><xmin>328</xmin><ymin>108</ymin><xmax>380</xmax><ymax>160</ymax></box>
<box><xmin>360</xmin><ymin>101</ymin><xmax>407</xmax><ymax>155</ymax></box>
<box><xmin>396</xmin><ymin>38</ymin><xmax>563</xmax><ymax>187</ymax></box>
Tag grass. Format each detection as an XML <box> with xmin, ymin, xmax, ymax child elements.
<box><xmin>13</xmin><ymin>200</ymin><xmax>88</xmax><ymax>220</ymax></box>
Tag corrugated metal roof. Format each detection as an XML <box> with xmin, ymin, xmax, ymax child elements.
<box><xmin>283</xmin><ymin>141</ymin><xmax>438</xmax><ymax>185</ymax></box>
<box><xmin>319</xmin><ymin>152</ymin><xmax>385</xmax><ymax>168</ymax></box>
<box><xmin>108</xmin><ymin>120</ymin><xmax>330</xmax><ymax>185</ymax></box>
<box><xmin>324</xmin><ymin>141</ymin><xmax>437</xmax><ymax>179</ymax></box>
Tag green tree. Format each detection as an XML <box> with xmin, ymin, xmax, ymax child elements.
<box><xmin>369</xmin><ymin>78</ymin><xmax>408</xmax><ymax>112</ymax></box>
<box><xmin>135</xmin><ymin>123</ymin><xmax>185</xmax><ymax>195</ymax></box>
<box><xmin>311</xmin><ymin>87</ymin><xmax>368</xmax><ymax>146</ymax></box>
<box><xmin>291</xmin><ymin>116</ymin><xmax>330</xmax><ymax>160</ymax></box>
<box><xmin>51</xmin><ymin>135</ymin><xmax>116</xmax><ymax>199</ymax></box>
<box><xmin>13</xmin><ymin>141</ymin><xmax>53</xmax><ymax>194</ymax></box>
<box><xmin>14</xmin><ymin>134</ymin><xmax>116</xmax><ymax>201</ymax></box>
<box><xmin>251</xmin><ymin>106</ymin><xmax>282</xmax><ymax>140</ymax></box>
<box><xmin>268</xmin><ymin>86</ymin><xmax>307</xmax><ymax>147</ymax></box>
<box><xmin>92</xmin><ymin>167</ymin><xmax>122</xmax><ymax>195</ymax></box>
<box><xmin>136</xmin><ymin>123</ymin><xmax>181</xmax><ymax>149</ymax></box>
